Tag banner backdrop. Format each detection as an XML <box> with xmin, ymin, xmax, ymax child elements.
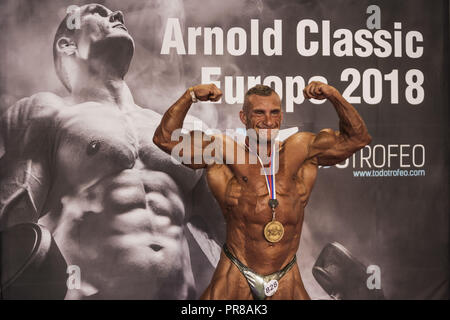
<box><xmin>0</xmin><ymin>0</ymin><xmax>448</xmax><ymax>300</ymax></box>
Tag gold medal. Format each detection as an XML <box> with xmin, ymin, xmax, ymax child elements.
<box><xmin>245</xmin><ymin>140</ymin><xmax>284</xmax><ymax>243</ymax></box>
<box><xmin>264</xmin><ymin>220</ymin><xmax>284</xmax><ymax>243</ymax></box>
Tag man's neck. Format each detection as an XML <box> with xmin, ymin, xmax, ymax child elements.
<box><xmin>70</xmin><ymin>65</ymin><xmax>135</xmax><ymax>111</ymax></box>
<box><xmin>245</xmin><ymin>136</ymin><xmax>274</xmax><ymax>159</ymax></box>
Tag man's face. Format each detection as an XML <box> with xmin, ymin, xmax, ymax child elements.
<box><xmin>240</xmin><ymin>93</ymin><xmax>283</xmax><ymax>141</ymax></box>
<box><xmin>75</xmin><ymin>4</ymin><xmax>133</xmax><ymax>59</ymax></box>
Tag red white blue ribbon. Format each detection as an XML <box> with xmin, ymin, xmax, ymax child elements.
<box><xmin>246</xmin><ymin>140</ymin><xmax>277</xmax><ymax>202</ymax></box>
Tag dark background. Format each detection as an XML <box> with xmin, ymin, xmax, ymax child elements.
<box><xmin>0</xmin><ymin>0</ymin><xmax>448</xmax><ymax>299</ymax></box>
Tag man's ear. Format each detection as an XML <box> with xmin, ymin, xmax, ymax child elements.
<box><xmin>239</xmin><ymin>110</ymin><xmax>247</xmax><ymax>126</ymax></box>
<box><xmin>56</xmin><ymin>37</ymin><xmax>77</xmax><ymax>56</ymax></box>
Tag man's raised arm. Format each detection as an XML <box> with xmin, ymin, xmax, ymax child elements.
<box><xmin>153</xmin><ymin>84</ymin><xmax>223</xmax><ymax>169</ymax></box>
<box><xmin>303</xmin><ymin>81</ymin><xmax>372</xmax><ymax>166</ymax></box>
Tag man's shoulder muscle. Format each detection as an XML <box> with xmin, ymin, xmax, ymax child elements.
<box><xmin>2</xmin><ymin>92</ymin><xmax>63</xmax><ymax>123</ymax></box>
<box><xmin>283</xmin><ymin>132</ymin><xmax>318</xmax><ymax>168</ymax></box>
<box><xmin>284</xmin><ymin>131</ymin><xmax>315</xmax><ymax>149</ymax></box>
<box><xmin>0</xmin><ymin>92</ymin><xmax>63</xmax><ymax>158</ymax></box>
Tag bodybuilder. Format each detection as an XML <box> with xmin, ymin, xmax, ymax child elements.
<box><xmin>153</xmin><ymin>82</ymin><xmax>372</xmax><ymax>299</ymax></box>
<box><xmin>0</xmin><ymin>4</ymin><xmax>223</xmax><ymax>299</ymax></box>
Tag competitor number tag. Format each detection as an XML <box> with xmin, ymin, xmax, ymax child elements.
<box><xmin>264</xmin><ymin>279</ymin><xmax>278</xmax><ymax>297</ymax></box>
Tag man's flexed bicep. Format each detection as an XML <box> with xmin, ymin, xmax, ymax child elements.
<box><xmin>0</xmin><ymin>92</ymin><xmax>61</xmax><ymax>226</ymax></box>
<box><xmin>153</xmin><ymin>84</ymin><xmax>223</xmax><ymax>169</ymax></box>
<box><xmin>303</xmin><ymin>81</ymin><xmax>372</xmax><ymax>166</ymax></box>
<box><xmin>1</xmin><ymin>93</ymin><xmax>60</xmax><ymax>159</ymax></box>
<box><xmin>0</xmin><ymin>97</ymin><xmax>31</xmax><ymax>158</ymax></box>
<box><xmin>306</xmin><ymin>128</ymin><xmax>360</xmax><ymax>166</ymax></box>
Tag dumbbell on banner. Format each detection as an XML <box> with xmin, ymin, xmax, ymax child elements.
<box><xmin>312</xmin><ymin>242</ymin><xmax>385</xmax><ymax>300</ymax></box>
<box><xmin>1</xmin><ymin>223</ymin><xmax>68</xmax><ymax>299</ymax></box>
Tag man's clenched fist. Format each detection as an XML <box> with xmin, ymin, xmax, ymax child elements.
<box><xmin>192</xmin><ymin>84</ymin><xmax>223</xmax><ymax>102</ymax></box>
<box><xmin>303</xmin><ymin>81</ymin><xmax>338</xmax><ymax>100</ymax></box>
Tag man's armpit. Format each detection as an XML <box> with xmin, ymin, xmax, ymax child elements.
<box><xmin>310</xmin><ymin>129</ymin><xmax>355</xmax><ymax>166</ymax></box>
<box><xmin>308</xmin><ymin>129</ymin><xmax>340</xmax><ymax>156</ymax></box>
<box><xmin>305</xmin><ymin>129</ymin><xmax>346</xmax><ymax>165</ymax></box>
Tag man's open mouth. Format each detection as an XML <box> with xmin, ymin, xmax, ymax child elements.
<box><xmin>112</xmin><ymin>23</ymin><xmax>128</xmax><ymax>32</ymax></box>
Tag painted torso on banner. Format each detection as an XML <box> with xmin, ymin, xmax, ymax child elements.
<box><xmin>16</xmin><ymin>94</ymin><xmax>201</xmax><ymax>299</ymax></box>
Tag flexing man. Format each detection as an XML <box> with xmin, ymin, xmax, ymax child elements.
<box><xmin>153</xmin><ymin>82</ymin><xmax>372</xmax><ymax>299</ymax></box>
<box><xmin>0</xmin><ymin>4</ymin><xmax>223</xmax><ymax>299</ymax></box>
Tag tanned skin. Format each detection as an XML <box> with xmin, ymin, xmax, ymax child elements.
<box><xmin>153</xmin><ymin>82</ymin><xmax>372</xmax><ymax>299</ymax></box>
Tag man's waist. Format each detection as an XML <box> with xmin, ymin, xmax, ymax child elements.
<box><xmin>223</xmin><ymin>242</ymin><xmax>298</xmax><ymax>275</ymax></box>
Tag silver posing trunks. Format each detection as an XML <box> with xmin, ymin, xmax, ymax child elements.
<box><xmin>223</xmin><ymin>244</ymin><xmax>297</xmax><ymax>300</ymax></box>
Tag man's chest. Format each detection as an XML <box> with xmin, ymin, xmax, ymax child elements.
<box><xmin>53</xmin><ymin>104</ymin><xmax>201</xmax><ymax>191</ymax></box>
<box><xmin>209</xmin><ymin>156</ymin><xmax>317</xmax><ymax>205</ymax></box>
<box><xmin>56</xmin><ymin>104</ymin><xmax>152</xmax><ymax>162</ymax></box>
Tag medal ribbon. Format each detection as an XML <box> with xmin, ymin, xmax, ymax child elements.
<box><xmin>245</xmin><ymin>138</ymin><xmax>284</xmax><ymax>242</ymax></box>
<box><xmin>246</xmin><ymin>140</ymin><xmax>277</xmax><ymax>207</ymax></box>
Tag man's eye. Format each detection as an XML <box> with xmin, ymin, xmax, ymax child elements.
<box><xmin>96</xmin><ymin>10</ymin><xmax>108</xmax><ymax>17</ymax></box>
<box><xmin>91</xmin><ymin>7</ymin><xmax>108</xmax><ymax>17</ymax></box>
